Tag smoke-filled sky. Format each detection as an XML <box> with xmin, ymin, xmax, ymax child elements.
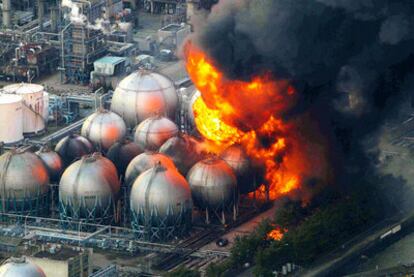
<box><xmin>187</xmin><ymin>0</ymin><xmax>414</xmax><ymax>206</ymax></box>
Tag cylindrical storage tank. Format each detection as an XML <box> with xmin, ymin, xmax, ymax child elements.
<box><xmin>43</xmin><ymin>91</ymin><xmax>49</xmax><ymax>123</ymax></box>
<box><xmin>36</xmin><ymin>146</ymin><xmax>63</xmax><ymax>183</ymax></box>
<box><xmin>220</xmin><ymin>145</ymin><xmax>257</xmax><ymax>194</ymax></box>
<box><xmin>124</xmin><ymin>152</ymin><xmax>176</xmax><ymax>187</ymax></box>
<box><xmin>55</xmin><ymin>134</ymin><xmax>94</xmax><ymax>166</ymax></box>
<box><xmin>187</xmin><ymin>157</ymin><xmax>237</xmax><ymax>211</ymax></box>
<box><xmin>106</xmin><ymin>138</ymin><xmax>142</xmax><ymax>178</ymax></box>
<box><xmin>111</xmin><ymin>70</ymin><xmax>178</xmax><ymax>129</ymax></box>
<box><xmin>81</xmin><ymin>109</ymin><xmax>127</xmax><ymax>151</ymax></box>
<box><xmin>59</xmin><ymin>153</ymin><xmax>120</xmax><ymax>225</ymax></box>
<box><xmin>159</xmin><ymin>133</ymin><xmax>202</xmax><ymax>175</ymax></box>
<box><xmin>0</xmin><ymin>94</ymin><xmax>23</xmax><ymax>144</ymax></box>
<box><xmin>0</xmin><ymin>150</ymin><xmax>49</xmax><ymax>215</ymax></box>
<box><xmin>134</xmin><ymin>116</ymin><xmax>178</xmax><ymax>151</ymax></box>
<box><xmin>130</xmin><ymin>164</ymin><xmax>192</xmax><ymax>241</ymax></box>
<box><xmin>3</xmin><ymin>83</ymin><xmax>45</xmax><ymax>135</ymax></box>
<box><xmin>0</xmin><ymin>257</ymin><xmax>46</xmax><ymax>277</ymax></box>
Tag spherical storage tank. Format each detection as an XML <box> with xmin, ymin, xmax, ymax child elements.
<box><xmin>81</xmin><ymin>109</ymin><xmax>127</xmax><ymax>151</ymax></box>
<box><xmin>106</xmin><ymin>138</ymin><xmax>142</xmax><ymax>177</ymax></box>
<box><xmin>187</xmin><ymin>90</ymin><xmax>200</xmax><ymax>130</ymax></box>
<box><xmin>0</xmin><ymin>150</ymin><xmax>49</xmax><ymax>215</ymax></box>
<box><xmin>0</xmin><ymin>258</ymin><xmax>46</xmax><ymax>277</ymax></box>
<box><xmin>0</xmin><ymin>94</ymin><xmax>23</xmax><ymax>144</ymax></box>
<box><xmin>220</xmin><ymin>145</ymin><xmax>257</xmax><ymax>194</ymax></box>
<box><xmin>159</xmin><ymin>134</ymin><xmax>202</xmax><ymax>175</ymax></box>
<box><xmin>36</xmin><ymin>146</ymin><xmax>63</xmax><ymax>183</ymax></box>
<box><xmin>111</xmin><ymin>70</ymin><xmax>178</xmax><ymax>129</ymax></box>
<box><xmin>59</xmin><ymin>153</ymin><xmax>120</xmax><ymax>225</ymax></box>
<box><xmin>124</xmin><ymin>151</ymin><xmax>176</xmax><ymax>187</ymax></box>
<box><xmin>3</xmin><ymin>83</ymin><xmax>45</xmax><ymax>135</ymax></box>
<box><xmin>130</xmin><ymin>164</ymin><xmax>192</xmax><ymax>241</ymax></box>
<box><xmin>55</xmin><ymin>134</ymin><xmax>94</xmax><ymax>166</ymax></box>
<box><xmin>187</xmin><ymin>157</ymin><xmax>237</xmax><ymax>211</ymax></box>
<box><xmin>134</xmin><ymin>116</ymin><xmax>178</xmax><ymax>151</ymax></box>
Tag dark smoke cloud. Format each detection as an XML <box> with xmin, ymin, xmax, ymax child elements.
<box><xmin>188</xmin><ymin>0</ymin><xmax>414</xmax><ymax>206</ymax></box>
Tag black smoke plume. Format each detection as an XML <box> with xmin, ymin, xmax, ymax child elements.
<box><xmin>187</xmin><ymin>0</ymin><xmax>414</xmax><ymax>210</ymax></box>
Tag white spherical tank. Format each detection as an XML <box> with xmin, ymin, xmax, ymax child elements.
<box><xmin>81</xmin><ymin>109</ymin><xmax>127</xmax><ymax>151</ymax></box>
<box><xmin>134</xmin><ymin>116</ymin><xmax>178</xmax><ymax>151</ymax></box>
<box><xmin>159</xmin><ymin>134</ymin><xmax>203</xmax><ymax>175</ymax></box>
<box><xmin>59</xmin><ymin>153</ymin><xmax>120</xmax><ymax>224</ymax></box>
<box><xmin>124</xmin><ymin>152</ymin><xmax>176</xmax><ymax>187</ymax></box>
<box><xmin>0</xmin><ymin>94</ymin><xmax>23</xmax><ymax>144</ymax></box>
<box><xmin>220</xmin><ymin>145</ymin><xmax>256</xmax><ymax>194</ymax></box>
<box><xmin>130</xmin><ymin>164</ymin><xmax>192</xmax><ymax>241</ymax></box>
<box><xmin>3</xmin><ymin>83</ymin><xmax>45</xmax><ymax>135</ymax></box>
<box><xmin>187</xmin><ymin>157</ymin><xmax>237</xmax><ymax>211</ymax></box>
<box><xmin>0</xmin><ymin>258</ymin><xmax>46</xmax><ymax>277</ymax></box>
<box><xmin>187</xmin><ymin>90</ymin><xmax>200</xmax><ymax>129</ymax></box>
<box><xmin>111</xmin><ymin>70</ymin><xmax>178</xmax><ymax>128</ymax></box>
<box><xmin>0</xmin><ymin>150</ymin><xmax>49</xmax><ymax>215</ymax></box>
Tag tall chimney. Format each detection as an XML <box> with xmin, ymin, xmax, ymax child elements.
<box><xmin>2</xmin><ymin>0</ymin><xmax>12</xmax><ymax>28</ymax></box>
<box><xmin>50</xmin><ymin>6</ymin><xmax>58</xmax><ymax>33</ymax></box>
<box><xmin>38</xmin><ymin>0</ymin><xmax>45</xmax><ymax>30</ymax></box>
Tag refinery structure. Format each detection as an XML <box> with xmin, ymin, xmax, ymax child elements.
<box><xmin>0</xmin><ymin>1</ymin><xmax>271</xmax><ymax>276</ymax></box>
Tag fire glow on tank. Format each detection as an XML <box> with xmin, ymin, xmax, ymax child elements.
<box><xmin>185</xmin><ymin>42</ymin><xmax>306</xmax><ymax>199</ymax></box>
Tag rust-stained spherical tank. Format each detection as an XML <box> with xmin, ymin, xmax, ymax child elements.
<box><xmin>59</xmin><ymin>153</ymin><xmax>119</xmax><ymax>224</ymax></box>
<box><xmin>55</xmin><ymin>134</ymin><xmax>94</xmax><ymax>166</ymax></box>
<box><xmin>0</xmin><ymin>257</ymin><xmax>46</xmax><ymax>277</ymax></box>
<box><xmin>134</xmin><ymin>116</ymin><xmax>178</xmax><ymax>151</ymax></box>
<box><xmin>124</xmin><ymin>152</ymin><xmax>176</xmax><ymax>187</ymax></box>
<box><xmin>130</xmin><ymin>164</ymin><xmax>192</xmax><ymax>241</ymax></box>
<box><xmin>81</xmin><ymin>109</ymin><xmax>127</xmax><ymax>151</ymax></box>
<box><xmin>106</xmin><ymin>138</ymin><xmax>142</xmax><ymax>177</ymax></box>
<box><xmin>220</xmin><ymin>145</ymin><xmax>256</xmax><ymax>194</ymax></box>
<box><xmin>111</xmin><ymin>70</ymin><xmax>178</xmax><ymax>129</ymax></box>
<box><xmin>159</xmin><ymin>133</ymin><xmax>202</xmax><ymax>175</ymax></box>
<box><xmin>36</xmin><ymin>146</ymin><xmax>63</xmax><ymax>183</ymax></box>
<box><xmin>0</xmin><ymin>150</ymin><xmax>49</xmax><ymax>215</ymax></box>
<box><xmin>187</xmin><ymin>157</ymin><xmax>237</xmax><ymax>210</ymax></box>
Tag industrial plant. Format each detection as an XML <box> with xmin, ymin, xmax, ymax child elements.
<box><xmin>0</xmin><ymin>1</ymin><xmax>413</xmax><ymax>277</ymax></box>
<box><xmin>0</xmin><ymin>1</ymin><xmax>274</xmax><ymax>276</ymax></box>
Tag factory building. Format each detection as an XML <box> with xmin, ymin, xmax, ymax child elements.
<box><xmin>27</xmin><ymin>245</ymin><xmax>92</xmax><ymax>277</ymax></box>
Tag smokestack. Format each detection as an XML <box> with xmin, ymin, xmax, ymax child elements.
<box><xmin>2</xmin><ymin>0</ymin><xmax>11</xmax><ymax>28</ymax></box>
<box><xmin>50</xmin><ymin>6</ymin><xmax>58</xmax><ymax>33</ymax></box>
<box><xmin>38</xmin><ymin>0</ymin><xmax>45</xmax><ymax>31</ymax></box>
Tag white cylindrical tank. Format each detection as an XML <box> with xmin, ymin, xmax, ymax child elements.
<box><xmin>3</xmin><ymin>83</ymin><xmax>45</xmax><ymax>135</ymax></box>
<box><xmin>0</xmin><ymin>94</ymin><xmax>23</xmax><ymax>144</ymax></box>
<box><xmin>111</xmin><ymin>70</ymin><xmax>178</xmax><ymax>128</ymax></box>
<box><xmin>81</xmin><ymin>109</ymin><xmax>127</xmax><ymax>151</ymax></box>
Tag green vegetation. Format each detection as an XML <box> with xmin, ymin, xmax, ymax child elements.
<box><xmin>207</xmin><ymin>181</ymin><xmax>388</xmax><ymax>276</ymax></box>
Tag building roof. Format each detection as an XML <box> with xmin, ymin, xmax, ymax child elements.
<box><xmin>33</xmin><ymin>248</ymin><xmax>81</xmax><ymax>261</ymax></box>
<box><xmin>94</xmin><ymin>56</ymin><xmax>126</xmax><ymax>66</ymax></box>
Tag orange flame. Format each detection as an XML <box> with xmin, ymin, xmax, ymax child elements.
<box><xmin>185</xmin><ymin>42</ymin><xmax>301</xmax><ymax>199</ymax></box>
<box><xmin>267</xmin><ymin>227</ymin><xmax>286</xmax><ymax>241</ymax></box>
